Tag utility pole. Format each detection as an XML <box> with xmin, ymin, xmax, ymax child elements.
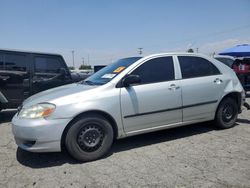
<box><xmin>196</xmin><ymin>48</ymin><xmax>199</xmax><ymax>53</ymax></box>
<box><xmin>138</xmin><ymin>48</ymin><xmax>143</xmax><ymax>55</ymax></box>
<box><xmin>87</xmin><ymin>54</ymin><xmax>90</xmax><ymax>65</ymax></box>
<box><xmin>71</xmin><ymin>50</ymin><xmax>75</xmax><ymax>68</ymax></box>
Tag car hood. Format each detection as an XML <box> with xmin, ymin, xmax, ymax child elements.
<box><xmin>23</xmin><ymin>83</ymin><xmax>98</xmax><ymax>107</ymax></box>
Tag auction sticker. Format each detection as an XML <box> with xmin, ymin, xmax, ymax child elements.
<box><xmin>101</xmin><ymin>74</ymin><xmax>116</xmax><ymax>79</ymax></box>
<box><xmin>113</xmin><ymin>66</ymin><xmax>125</xmax><ymax>73</ymax></box>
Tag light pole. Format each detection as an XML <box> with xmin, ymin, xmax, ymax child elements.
<box><xmin>71</xmin><ymin>50</ymin><xmax>75</xmax><ymax>68</ymax></box>
<box><xmin>82</xmin><ymin>57</ymin><xmax>85</xmax><ymax>66</ymax></box>
<box><xmin>87</xmin><ymin>54</ymin><xmax>89</xmax><ymax>65</ymax></box>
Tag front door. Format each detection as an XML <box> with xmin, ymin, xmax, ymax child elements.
<box><xmin>120</xmin><ymin>56</ymin><xmax>182</xmax><ymax>134</ymax></box>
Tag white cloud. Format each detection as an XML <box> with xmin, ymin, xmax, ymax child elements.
<box><xmin>27</xmin><ymin>38</ymin><xmax>250</xmax><ymax>67</ymax></box>
<box><xmin>199</xmin><ymin>38</ymin><xmax>250</xmax><ymax>54</ymax></box>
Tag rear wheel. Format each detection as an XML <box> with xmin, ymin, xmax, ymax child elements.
<box><xmin>215</xmin><ymin>98</ymin><xmax>238</xmax><ymax>129</ymax></box>
<box><xmin>65</xmin><ymin>114</ymin><xmax>114</xmax><ymax>162</ymax></box>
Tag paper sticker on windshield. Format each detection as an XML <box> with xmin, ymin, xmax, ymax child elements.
<box><xmin>113</xmin><ymin>66</ymin><xmax>125</xmax><ymax>73</ymax></box>
<box><xmin>101</xmin><ymin>74</ymin><xmax>116</xmax><ymax>79</ymax></box>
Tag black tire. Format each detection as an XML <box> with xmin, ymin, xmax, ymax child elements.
<box><xmin>215</xmin><ymin>97</ymin><xmax>238</xmax><ymax>129</ymax></box>
<box><xmin>65</xmin><ymin>114</ymin><xmax>114</xmax><ymax>162</ymax></box>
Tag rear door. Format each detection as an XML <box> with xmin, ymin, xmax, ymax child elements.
<box><xmin>0</xmin><ymin>51</ymin><xmax>31</xmax><ymax>107</ymax></box>
<box><xmin>177</xmin><ymin>56</ymin><xmax>225</xmax><ymax>122</ymax></box>
<box><xmin>31</xmin><ymin>55</ymin><xmax>71</xmax><ymax>94</ymax></box>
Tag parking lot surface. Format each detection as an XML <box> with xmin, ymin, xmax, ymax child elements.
<box><xmin>0</xmin><ymin>98</ymin><xmax>250</xmax><ymax>188</ymax></box>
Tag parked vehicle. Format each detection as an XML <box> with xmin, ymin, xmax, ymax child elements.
<box><xmin>12</xmin><ymin>53</ymin><xmax>246</xmax><ymax>162</ymax></box>
<box><xmin>215</xmin><ymin>55</ymin><xmax>250</xmax><ymax>91</ymax></box>
<box><xmin>0</xmin><ymin>49</ymin><xmax>86</xmax><ymax>111</ymax></box>
<box><xmin>214</xmin><ymin>55</ymin><xmax>235</xmax><ymax>68</ymax></box>
<box><xmin>70</xmin><ymin>69</ymin><xmax>93</xmax><ymax>81</ymax></box>
<box><xmin>94</xmin><ymin>65</ymin><xmax>106</xmax><ymax>73</ymax></box>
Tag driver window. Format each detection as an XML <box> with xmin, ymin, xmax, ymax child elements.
<box><xmin>34</xmin><ymin>56</ymin><xmax>62</xmax><ymax>74</ymax></box>
<box><xmin>131</xmin><ymin>56</ymin><xmax>175</xmax><ymax>84</ymax></box>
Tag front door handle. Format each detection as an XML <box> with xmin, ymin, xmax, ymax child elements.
<box><xmin>168</xmin><ymin>84</ymin><xmax>180</xmax><ymax>90</ymax></box>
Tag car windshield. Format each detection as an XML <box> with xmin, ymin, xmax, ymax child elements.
<box><xmin>82</xmin><ymin>57</ymin><xmax>142</xmax><ymax>85</ymax></box>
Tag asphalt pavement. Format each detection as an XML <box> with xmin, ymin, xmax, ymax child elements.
<box><xmin>0</xmin><ymin>98</ymin><xmax>250</xmax><ymax>188</ymax></box>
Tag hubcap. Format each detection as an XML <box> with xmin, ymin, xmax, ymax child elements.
<box><xmin>222</xmin><ymin>103</ymin><xmax>235</xmax><ymax>122</ymax></box>
<box><xmin>77</xmin><ymin>124</ymin><xmax>104</xmax><ymax>152</ymax></box>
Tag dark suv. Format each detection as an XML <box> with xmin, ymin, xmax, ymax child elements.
<box><xmin>0</xmin><ymin>49</ymin><xmax>76</xmax><ymax>111</ymax></box>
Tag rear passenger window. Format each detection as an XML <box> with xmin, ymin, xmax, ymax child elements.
<box><xmin>178</xmin><ymin>56</ymin><xmax>220</xmax><ymax>79</ymax></box>
<box><xmin>0</xmin><ymin>53</ymin><xmax>27</xmax><ymax>72</ymax></box>
<box><xmin>35</xmin><ymin>57</ymin><xmax>62</xmax><ymax>74</ymax></box>
<box><xmin>131</xmin><ymin>56</ymin><xmax>174</xmax><ymax>84</ymax></box>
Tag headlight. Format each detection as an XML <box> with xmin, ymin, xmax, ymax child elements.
<box><xmin>18</xmin><ymin>103</ymin><xmax>56</xmax><ymax>119</ymax></box>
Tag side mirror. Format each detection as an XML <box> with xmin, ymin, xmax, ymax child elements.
<box><xmin>122</xmin><ymin>74</ymin><xmax>141</xmax><ymax>87</ymax></box>
<box><xmin>59</xmin><ymin>68</ymin><xmax>67</xmax><ymax>78</ymax></box>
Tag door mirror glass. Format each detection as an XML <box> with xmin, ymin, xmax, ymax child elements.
<box><xmin>59</xmin><ymin>68</ymin><xmax>67</xmax><ymax>78</ymax></box>
<box><xmin>122</xmin><ymin>74</ymin><xmax>141</xmax><ymax>87</ymax></box>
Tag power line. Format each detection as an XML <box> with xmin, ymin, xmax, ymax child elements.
<box><xmin>187</xmin><ymin>24</ymin><xmax>250</xmax><ymax>42</ymax></box>
<box><xmin>68</xmin><ymin>25</ymin><xmax>250</xmax><ymax>64</ymax></box>
<box><xmin>142</xmin><ymin>24</ymin><xmax>250</xmax><ymax>50</ymax></box>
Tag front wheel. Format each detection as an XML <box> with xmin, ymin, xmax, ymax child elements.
<box><xmin>65</xmin><ymin>114</ymin><xmax>114</xmax><ymax>162</ymax></box>
<box><xmin>215</xmin><ymin>98</ymin><xmax>238</xmax><ymax>129</ymax></box>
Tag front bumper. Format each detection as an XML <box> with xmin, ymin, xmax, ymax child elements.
<box><xmin>12</xmin><ymin>114</ymin><xmax>71</xmax><ymax>152</ymax></box>
<box><xmin>243</xmin><ymin>101</ymin><xmax>250</xmax><ymax>110</ymax></box>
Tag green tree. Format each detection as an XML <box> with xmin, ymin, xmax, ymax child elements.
<box><xmin>79</xmin><ymin>65</ymin><xmax>92</xmax><ymax>70</ymax></box>
<box><xmin>187</xmin><ymin>48</ymin><xmax>194</xmax><ymax>53</ymax></box>
<box><xmin>68</xmin><ymin>66</ymin><xmax>75</xmax><ymax>70</ymax></box>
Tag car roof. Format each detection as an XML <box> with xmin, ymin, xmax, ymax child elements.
<box><xmin>140</xmin><ymin>52</ymin><xmax>212</xmax><ymax>60</ymax></box>
<box><xmin>0</xmin><ymin>48</ymin><xmax>62</xmax><ymax>56</ymax></box>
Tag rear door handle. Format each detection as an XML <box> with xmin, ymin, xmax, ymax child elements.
<box><xmin>168</xmin><ymin>84</ymin><xmax>180</xmax><ymax>90</ymax></box>
<box><xmin>214</xmin><ymin>78</ymin><xmax>223</xmax><ymax>84</ymax></box>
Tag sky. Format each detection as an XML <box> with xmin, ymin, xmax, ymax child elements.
<box><xmin>0</xmin><ymin>0</ymin><xmax>250</xmax><ymax>68</ymax></box>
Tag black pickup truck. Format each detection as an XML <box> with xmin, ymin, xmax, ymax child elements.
<box><xmin>0</xmin><ymin>49</ymin><xmax>86</xmax><ymax>111</ymax></box>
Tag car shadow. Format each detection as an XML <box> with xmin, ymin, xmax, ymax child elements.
<box><xmin>237</xmin><ymin>118</ymin><xmax>250</xmax><ymax>124</ymax></box>
<box><xmin>16</xmin><ymin>121</ymin><xmax>220</xmax><ymax>168</ymax></box>
<box><xmin>0</xmin><ymin>110</ymin><xmax>16</xmax><ymax>124</ymax></box>
<box><xmin>16</xmin><ymin>148</ymin><xmax>78</xmax><ymax>168</ymax></box>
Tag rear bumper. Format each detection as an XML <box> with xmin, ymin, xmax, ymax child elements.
<box><xmin>12</xmin><ymin>114</ymin><xmax>71</xmax><ymax>152</ymax></box>
<box><xmin>237</xmin><ymin>73</ymin><xmax>250</xmax><ymax>91</ymax></box>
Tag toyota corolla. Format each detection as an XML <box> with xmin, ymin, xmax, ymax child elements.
<box><xmin>12</xmin><ymin>53</ymin><xmax>245</xmax><ymax>161</ymax></box>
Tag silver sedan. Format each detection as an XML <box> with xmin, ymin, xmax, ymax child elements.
<box><xmin>12</xmin><ymin>53</ymin><xmax>245</xmax><ymax>161</ymax></box>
